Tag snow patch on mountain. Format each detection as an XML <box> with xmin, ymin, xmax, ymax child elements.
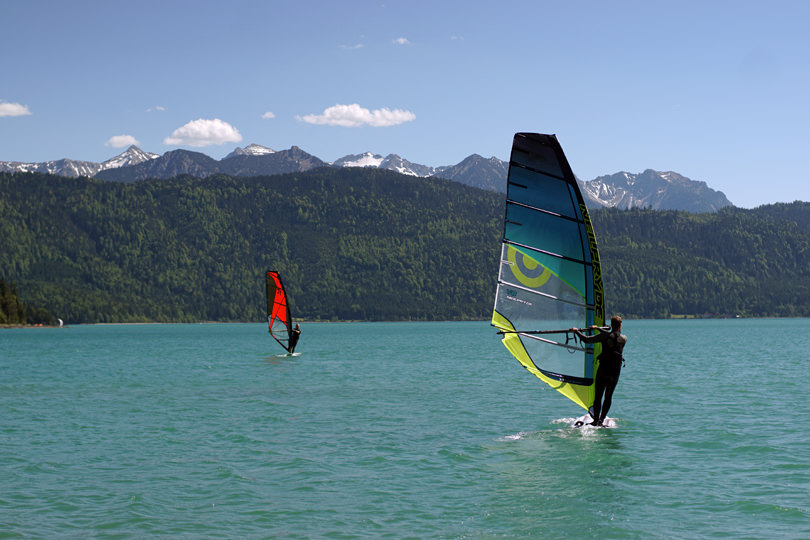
<box><xmin>379</xmin><ymin>154</ymin><xmax>437</xmax><ymax>177</ymax></box>
<box><xmin>333</xmin><ymin>152</ymin><xmax>385</xmax><ymax>169</ymax></box>
<box><xmin>0</xmin><ymin>146</ymin><xmax>158</xmax><ymax>177</ymax></box>
<box><xmin>580</xmin><ymin>169</ymin><xmax>733</xmax><ymax>212</ymax></box>
<box><xmin>333</xmin><ymin>152</ymin><xmax>438</xmax><ymax>177</ymax></box>
<box><xmin>1</xmin><ymin>144</ymin><xmax>734</xmax><ymax>212</ymax></box>
<box><xmin>99</xmin><ymin>146</ymin><xmax>159</xmax><ymax>170</ymax></box>
<box><xmin>224</xmin><ymin>144</ymin><xmax>275</xmax><ymax>159</ymax></box>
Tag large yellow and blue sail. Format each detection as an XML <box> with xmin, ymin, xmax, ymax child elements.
<box><xmin>492</xmin><ymin>133</ymin><xmax>604</xmax><ymax>411</ymax></box>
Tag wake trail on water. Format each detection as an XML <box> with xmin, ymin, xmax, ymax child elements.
<box><xmin>498</xmin><ymin>415</ymin><xmax>618</xmax><ymax>441</ymax></box>
<box><xmin>563</xmin><ymin>414</ymin><xmax>617</xmax><ymax>429</ymax></box>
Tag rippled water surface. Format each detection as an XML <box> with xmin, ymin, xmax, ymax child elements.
<box><xmin>2</xmin><ymin>319</ymin><xmax>808</xmax><ymax>538</ymax></box>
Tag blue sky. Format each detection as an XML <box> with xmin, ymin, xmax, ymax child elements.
<box><xmin>2</xmin><ymin>0</ymin><xmax>809</xmax><ymax>208</ymax></box>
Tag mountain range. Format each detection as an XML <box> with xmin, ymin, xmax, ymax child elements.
<box><xmin>1</xmin><ymin>144</ymin><xmax>733</xmax><ymax>212</ymax></box>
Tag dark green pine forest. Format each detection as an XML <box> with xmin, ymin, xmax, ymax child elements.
<box><xmin>2</xmin><ymin>170</ymin><xmax>810</xmax><ymax>324</ymax></box>
<box><xmin>0</xmin><ymin>277</ymin><xmax>55</xmax><ymax>325</ymax></box>
<box><xmin>594</xmin><ymin>205</ymin><xmax>810</xmax><ymax>318</ymax></box>
<box><xmin>1</xmin><ymin>170</ymin><xmax>499</xmax><ymax>323</ymax></box>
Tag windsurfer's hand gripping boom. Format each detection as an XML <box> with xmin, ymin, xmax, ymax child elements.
<box><xmin>569</xmin><ymin>325</ymin><xmax>610</xmax><ymax>334</ymax></box>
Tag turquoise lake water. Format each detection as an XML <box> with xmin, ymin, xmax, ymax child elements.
<box><xmin>1</xmin><ymin>319</ymin><xmax>809</xmax><ymax>539</ymax></box>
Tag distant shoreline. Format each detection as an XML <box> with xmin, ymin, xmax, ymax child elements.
<box><xmin>2</xmin><ymin>319</ymin><xmax>495</xmax><ymax>328</ymax></box>
<box><xmin>4</xmin><ymin>316</ymin><xmax>798</xmax><ymax>330</ymax></box>
<box><xmin>0</xmin><ymin>324</ymin><xmax>60</xmax><ymax>329</ymax></box>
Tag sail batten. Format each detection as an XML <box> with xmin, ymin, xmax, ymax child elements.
<box><xmin>504</xmin><ymin>239</ymin><xmax>593</xmax><ymax>266</ymax></box>
<box><xmin>507</xmin><ymin>200</ymin><xmax>569</xmax><ymax>219</ymax></box>
<box><xmin>492</xmin><ymin>133</ymin><xmax>605</xmax><ymax>411</ymax></box>
<box><xmin>495</xmin><ymin>283</ymin><xmax>591</xmax><ymax>309</ymax></box>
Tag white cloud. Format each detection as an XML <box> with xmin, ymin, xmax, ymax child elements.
<box><xmin>146</xmin><ymin>106</ymin><xmax>167</xmax><ymax>112</ymax></box>
<box><xmin>340</xmin><ymin>43</ymin><xmax>364</xmax><ymax>50</ymax></box>
<box><xmin>261</xmin><ymin>111</ymin><xmax>276</xmax><ymax>119</ymax></box>
<box><xmin>163</xmin><ymin>118</ymin><xmax>243</xmax><ymax>147</ymax></box>
<box><xmin>297</xmin><ymin>104</ymin><xmax>415</xmax><ymax>127</ymax></box>
<box><xmin>393</xmin><ymin>37</ymin><xmax>411</xmax><ymax>46</ymax></box>
<box><xmin>105</xmin><ymin>135</ymin><xmax>140</xmax><ymax>148</ymax></box>
<box><xmin>0</xmin><ymin>101</ymin><xmax>32</xmax><ymax>117</ymax></box>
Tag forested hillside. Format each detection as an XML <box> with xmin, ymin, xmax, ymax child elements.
<box><xmin>0</xmin><ymin>277</ymin><xmax>55</xmax><ymax>325</ymax></box>
<box><xmin>592</xmin><ymin>207</ymin><xmax>810</xmax><ymax>317</ymax></box>
<box><xmin>2</xmin><ymin>170</ymin><xmax>810</xmax><ymax>323</ymax></box>
<box><xmin>1</xmin><ymin>170</ymin><xmax>501</xmax><ymax>323</ymax></box>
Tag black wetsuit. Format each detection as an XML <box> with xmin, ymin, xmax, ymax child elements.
<box><xmin>288</xmin><ymin>328</ymin><xmax>301</xmax><ymax>353</ymax></box>
<box><xmin>576</xmin><ymin>328</ymin><xmax>626</xmax><ymax>424</ymax></box>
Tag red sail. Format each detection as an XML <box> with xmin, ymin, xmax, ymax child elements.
<box><xmin>266</xmin><ymin>271</ymin><xmax>293</xmax><ymax>352</ymax></box>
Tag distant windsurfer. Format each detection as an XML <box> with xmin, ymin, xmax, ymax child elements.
<box><xmin>571</xmin><ymin>316</ymin><xmax>626</xmax><ymax>426</ymax></box>
<box><xmin>288</xmin><ymin>323</ymin><xmax>301</xmax><ymax>354</ymax></box>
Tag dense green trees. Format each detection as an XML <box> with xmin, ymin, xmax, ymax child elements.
<box><xmin>0</xmin><ymin>277</ymin><xmax>54</xmax><ymax>325</ymax></box>
<box><xmin>591</xmin><ymin>207</ymin><xmax>810</xmax><ymax>317</ymax></box>
<box><xmin>1</xmin><ymin>170</ymin><xmax>501</xmax><ymax>323</ymax></box>
<box><xmin>2</xmin><ymin>170</ymin><xmax>810</xmax><ymax>323</ymax></box>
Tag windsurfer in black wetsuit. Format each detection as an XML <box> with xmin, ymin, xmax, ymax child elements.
<box><xmin>288</xmin><ymin>323</ymin><xmax>301</xmax><ymax>354</ymax></box>
<box><xmin>571</xmin><ymin>316</ymin><xmax>627</xmax><ymax>426</ymax></box>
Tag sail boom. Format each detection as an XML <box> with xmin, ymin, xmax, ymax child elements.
<box><xmin>520</xmin><ymin>333</ymin><xmax>583</xmax><ymax>352</ymax></box>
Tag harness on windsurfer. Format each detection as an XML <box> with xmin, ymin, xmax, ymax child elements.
<box><xmin>288</xmin><ymin>323</ymin><xmax>301</xmax><ymax>354</ymax></box>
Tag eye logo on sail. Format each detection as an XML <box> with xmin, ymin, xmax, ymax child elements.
<box><xmin>507</xmin><ymin>246</ymin><xmax>552</xmax><ymax>288</ymax></box>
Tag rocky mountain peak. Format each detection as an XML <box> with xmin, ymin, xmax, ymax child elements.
<box><xmin>581</xmin><ymin>169</ymin><xmax>732</xmax><ymax>211</ymax></box>
<box><xmin>224</xmin><ymin>144</ymin><xmax>275</xmax><ymax>159</ymax></box>
<box><xmin>1</xmin><ymin>145</ymin><xmax>735</xmax><ymax>212</ymax></box>
<box><xmin>100</xmin><ymin>146</ymin><xmax>159</xmax><ymax>170</ymax></box>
